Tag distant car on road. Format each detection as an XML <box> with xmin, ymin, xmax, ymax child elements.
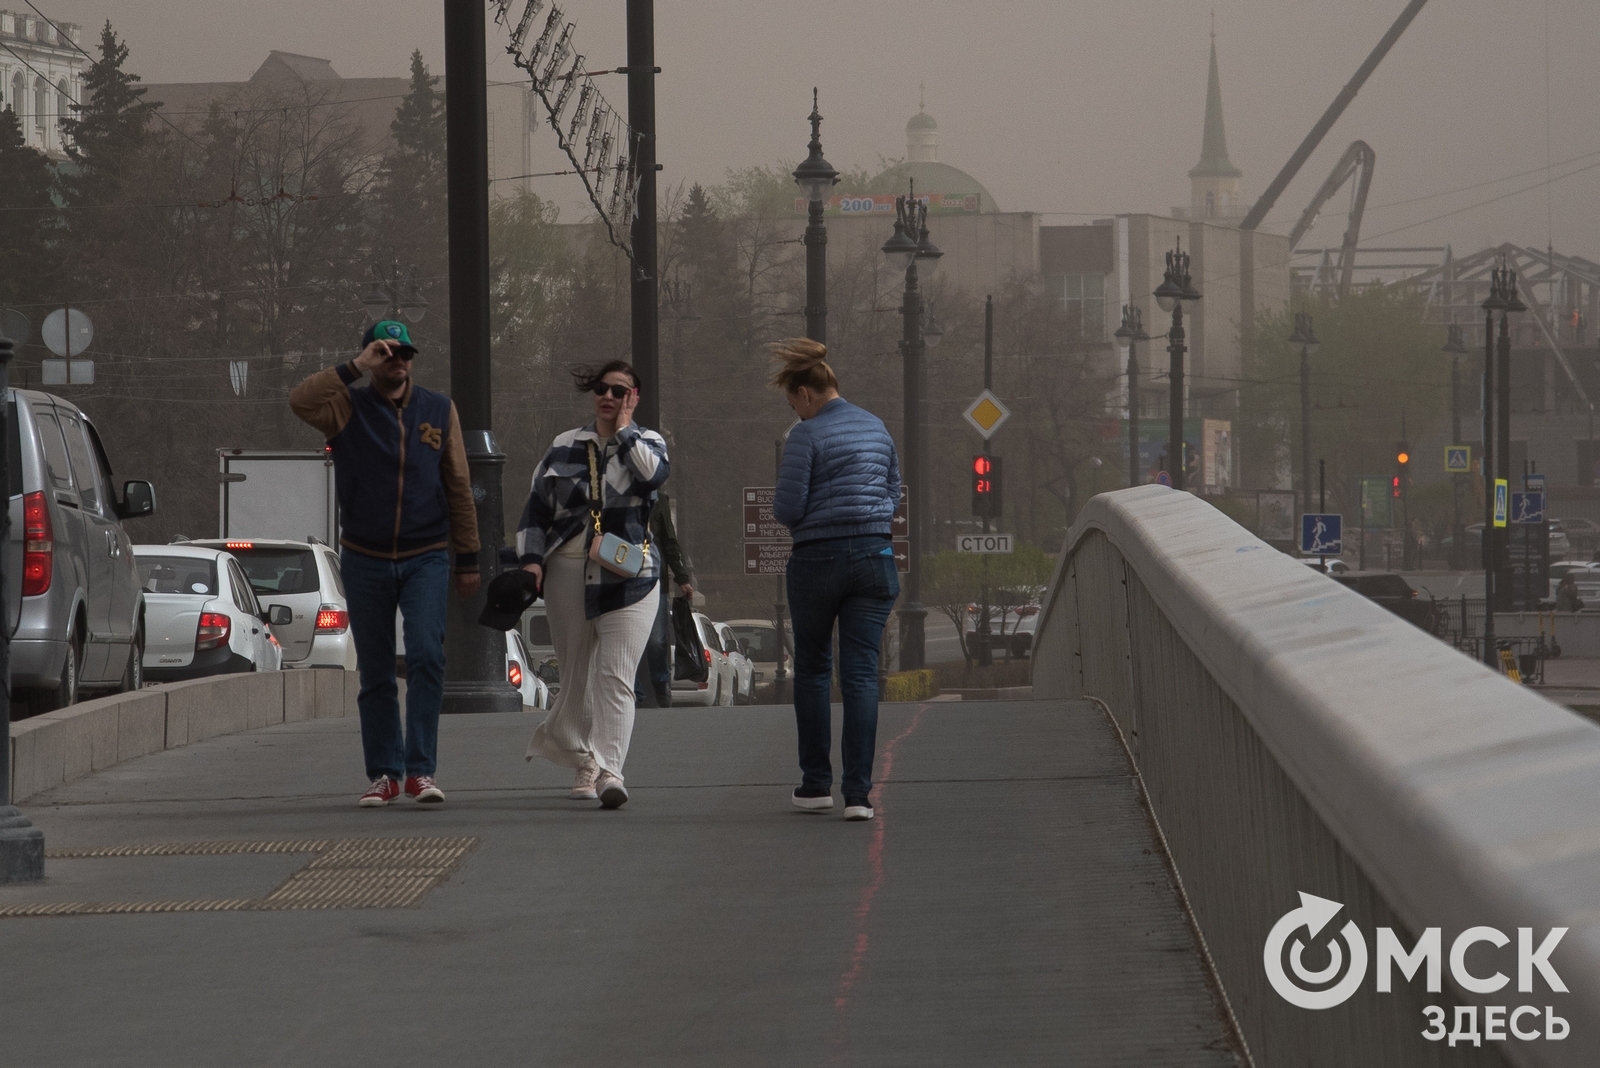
<box><xmin>962</xmin><ymin>589</ymin><xmax>1043</xmax><ymax>658</ymax></box>
<box><xmin>134</xmin><ymin>545</ymin><xmax>286</xmax><ymax>680</ymax></box>
<box><xmin>1322</xmin><ymin>570</ymin><xmax>1437</xmax><ymax>632</ymax></box>
<box><xmin>506</xmin><ymin>629</ymin><xmax>551</xmax><ymax>710</ymax></box>
<box><xmin>725</xmin><ymin>619</ymin><xmax>791</xmax><ymax>702</ymax></box>
<box><xmin>714</xmin><ymin>621</ymin><xmax>755</xmax><ymax>705</ymax></box>
<box><xmin>183</xmin><ymin>538</ymin><xmax>354</xmax><ymax>670</ymax></box>
<box><xmin>672</xmin><ymin>611</ymin><xmax>735</xmax><ymax>706</ymax></box>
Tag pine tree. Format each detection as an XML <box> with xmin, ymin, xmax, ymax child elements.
<box><xmin>58</xmin><ymin>21</ymin><xmax>158</xmax><ymax>205</ymax></box>
<box><xmin>390</xmin><ymin>49</ymin><xmax>446</xmax><ymax>168</ymax></box>
<box><xmin>0</xmin><ymin>107</ymin><xmax>58</xmax><ymax>307</ymax></box>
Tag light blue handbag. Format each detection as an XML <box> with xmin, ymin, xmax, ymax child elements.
<box><xmin>586</xmin><ymin>442</ymin><xmax>650</xmax><ymax>578</ymax></box>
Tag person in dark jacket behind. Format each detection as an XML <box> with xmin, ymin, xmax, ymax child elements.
<box><xmin>290</xmin><ymin>320</ymin><xmax>481</xmax><ymax>808</ymax></box>
<box><xmin>635</xmin><ymin>490</ymin><xmax>694</xmax><ymax>708</ymax></box>
<box><xmin>771</xmin><ymin>338</ymin><xmax>901</xmax><ymax>822</ymax></box>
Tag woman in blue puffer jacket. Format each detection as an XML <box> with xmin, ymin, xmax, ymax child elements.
<box><xmin>772</xmin><ymin>338</ymin><xmax>901</xmax><ymax>822</ymax></box>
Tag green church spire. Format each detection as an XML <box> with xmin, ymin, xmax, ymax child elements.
<box><xmin>1189</xmin><ymin>32</ymin><xmax>1241</xmax><ymax>180</ymax></box>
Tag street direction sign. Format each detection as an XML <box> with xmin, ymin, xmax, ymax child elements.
<box><xmin>744</xmin><ymin>541</ymin><xmax>790</xmax><ymax>575</ymax></box>
<box><xmin>891</xmin><ymin>538</ymin><xmax>910</xmax><ymax>574</ymax></box>
<box><xmin>1493</xmin><ymin>479</ymin><xmax>1508</xmax><ymax>528</ymax></box>
<box><xmin>1445</xmin><ymin>446</ymin><xmax>1471</xmax><ymax>473</ymax></box>
<box><xmin>744</xmin><ymin>485</ymin><xmax>909</xmax><ymax>574</ymax></box>
<box><xmin>962</xmin><ymin>389</ymin><xmax>1011</xmax><ymax>440</ymax></box>
<box><xmin>1300</xmin><ymin>513</ymin><xmax>1343</xmax><ymax>556</ymax></box>
<box><xmin>891</xmin><ymin>485</ymin><xmax>908</xmax><ymax>538</ymax></box>
<box><xmin>1510</xmin><ymin>491</ymin><xmax>1545</xmax><ymax>525</ymax></box>
<box><xmin>957</xmin><ymin>533</ymin><xmax>1013</xmax><ymax>553</ymax></box>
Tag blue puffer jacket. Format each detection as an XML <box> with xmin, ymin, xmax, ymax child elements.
<box><xmin>774</xmin><ymin>398</ymin><xmax>901</xmax><ymax>544</ymax></box>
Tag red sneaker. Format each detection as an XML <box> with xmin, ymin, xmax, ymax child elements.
<box><xmin>405</xmin><ymin>775</ymin><xmax>445</xmax><ymax>804</ymax></box>
<box><xmin>359</xmin><ymin>777</ymin><xmax>401</xmax><ymax>807</ymax></box>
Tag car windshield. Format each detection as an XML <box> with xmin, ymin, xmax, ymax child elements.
<box><xmin>227</xmin><ymin>547</ymin><xmax>320</xmax><ymax>594</ymax></box>
<box><xmin>138</xmin><ymin>555</ymin><xmax>218</xmax><ymax>595</ymax></box>
<box><xmin>729</xmin><ymin>625</ymin><xmax>774</xmax><ymax>658</ymax></box>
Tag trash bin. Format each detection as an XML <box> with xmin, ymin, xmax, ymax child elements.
<box><xmin>1518</xmin><ymin>652</ymin><xmax>1538</xmax><ymax>679</ymax></box>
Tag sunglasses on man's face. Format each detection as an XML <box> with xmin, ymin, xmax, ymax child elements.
<box><xmin>591</xmin><ymin>383</ymin><xmax>634</xmax><ymax>400</ymax></box>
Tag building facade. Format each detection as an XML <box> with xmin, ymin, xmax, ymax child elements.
<box><xmin>0</xmin><ymin>9</ymin><xmax>86</xmax><ymax>159</ymax></box>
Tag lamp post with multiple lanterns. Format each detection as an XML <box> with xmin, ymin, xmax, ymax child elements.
<box><xmin>1153</xmin><ymin>241</ymin><xmax>1201</xmax><ymax>491</ymax></box>
<box><xmin>362</xmin><ymin>261</ymin><xmax>430</xmax><ymax>324</ymax></box>
<box><xmin>792</xmin><ymin>89</ymin><xmax>840</xmax><ymax>345</ymax></box>
<box><xmin>882</xmin><ymin>182</ymin><xmax>941</xmax><ymax>670</ymax></box>
<box><xmin>1480</xmin><ymin>261</ymin><xmax>1526</xmax><ymax>665</ymax></box>
<box><xmin>1288</xmin><ymin>311</ymin><xmax>1321</xmax><ymax>515</ymax></box>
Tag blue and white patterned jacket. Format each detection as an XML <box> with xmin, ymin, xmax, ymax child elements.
<box><xmin>517</xmin><ymin>422</ymin><xmax>670</xmax><ymax>619</ymax></box>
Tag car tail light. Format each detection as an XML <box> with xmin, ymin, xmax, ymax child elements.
<box><xmin>21</xmin><ymin>491</ymin><xmax>52</xmax><ymax>596</ymax></box>
<box><xmin>508</xmin><ymin>660</ymin><xmax>523</xmax><ymax>687</ymax></box>
<box><xmin>196</xmin><ymin>612</ymin><xmax>230</xmax><ymax>652</ymax></box>
<box><xmin>703</xmin><ymin>647</ymin><xmax>712</xmax><ymax>664</ymax></box>
<box><xmin>315</xmin><ymin>605</ymin><xmax>348</xmax><ymax>633</ymax></box>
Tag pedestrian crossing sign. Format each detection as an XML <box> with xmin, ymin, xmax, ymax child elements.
<box><xmin>1445</xmin><ymin>445</ymin><xmax>1471</xmax><ymax>473</ymax></box>
<box><xmin>1493</xmin><ymin>479</ymin><xmax>1508</xmax><ymax>527</ymax></box>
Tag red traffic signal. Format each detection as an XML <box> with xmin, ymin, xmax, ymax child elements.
<box><xmin>973</xmin><ymin>456</ymin><xmax>993</xmax><ymax>476</ymax></box>
<box><xmin>1391</xmin><ymin>475</ymin><xmax>1401</xmax><ymax>498</ymax></box>
<box><xmin>971</xmin><ymin>454</ymin><xmax>1003</xmax><ymax>517</ymax></box>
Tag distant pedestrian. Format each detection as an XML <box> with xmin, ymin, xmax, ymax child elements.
<box><xmin>771</xmin><ymin>338</ymin><xmax>901</xmax><ymax>822</ymax></box>
<box><xmin>517</xmin><ymin>360</ymin><xmax>669</xmax><ymax>808</ymax></box>
<box><xmin>1557</xmin><ymin>574</ymin><xmax>1585</xmax><ymax>613</ymax></box>
<box><xmin>289</xmin><ymin>320</ymin><xmax>481</xmax><ymax>808</ymax></box>
<box><xmin>634</xmin><ymin>490</ymin><xmax>695</xmax><ymax>708</ymax></box>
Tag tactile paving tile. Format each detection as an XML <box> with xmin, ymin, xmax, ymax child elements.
<box><xmin>0</xmin><ymin>837</ymin><xmax>478</xmax><ymax>917</ymax></box>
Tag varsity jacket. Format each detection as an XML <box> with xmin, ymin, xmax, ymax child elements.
<box><xmin>289</xmin><ymin>362</ymin><xmax>480</xmax><ymax>572</ymax></box>
<box><xmin>517</xmin><ymin>422</ymin><xmax>670</xmax><ymax>619</ymax></box>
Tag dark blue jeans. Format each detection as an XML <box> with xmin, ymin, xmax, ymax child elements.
<box><xmin>634</xmin><ymin>592</ymin><xmax>672</xmax><ymax>707</ymax></box>
<box><xmin>341</xmin><ymin>548</ymin><xmax>450</xmax><ymax>781</ymax></box>
<box><xmin>786</xmin><ymin>536</ymin><xmax>900</xmax><ymax>799</ymax></box>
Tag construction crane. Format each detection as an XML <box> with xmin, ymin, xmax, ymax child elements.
<box><xmin>1287</xmin><ymin>140</ymin><xmax>1376</xmax><ymax>299</ymax></box>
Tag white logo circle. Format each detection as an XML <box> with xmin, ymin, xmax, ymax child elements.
<box><xmin>1263</xmin><ymin>892</ymin><xmax>1368</xmax><ymax>1009</ymax></box>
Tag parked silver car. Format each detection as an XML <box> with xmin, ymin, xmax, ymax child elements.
<box><xmin>184</xmin><ymin>538</ymin><xmax>354</xmax><ymax>670</ymax></box>
<box><xmin>6</xmin><ymin>388</ymin><xmax>155</xmax><ymax>715</ymax></box>
<box><xmin>134</xmin><ymin>545</ymin><xmax>286</xmax><ymax>680</ymax></box>
<box><xmin>713</xmin><ymin>621</ymin><xmax>755</xmax><ymax>705</ymax></box>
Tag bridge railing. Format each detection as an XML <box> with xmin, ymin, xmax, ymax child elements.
<box><xmin>1034</xmin><ymin>486</ymin><xmax>1600</xmax><ymax>1067</ymax></box>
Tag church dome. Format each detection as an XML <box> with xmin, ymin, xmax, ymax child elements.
<box><xmin>879</xmin><ymin>102</ymin><xmax>999</xmax><ymax>212</ymax></box>
<box><xmin>906</xmin><ymin>110</ymin><xmax>938</xmax><ymax>132</ymax></box>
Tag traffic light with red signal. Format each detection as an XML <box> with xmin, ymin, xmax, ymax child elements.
<box><xmin>971</xmin><ymin>454</ymin><xmax>1004</xmax><ymax>518</ymax></box>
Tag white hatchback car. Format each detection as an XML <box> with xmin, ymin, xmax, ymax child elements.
<box><xmin>671</xmin><ymin>611</ymin><xmax>736</xmax><ymax>706</ymax></box>
<box><xmin>506</xmin><ymin>629</ymin><xmax>551</xmax><ymax>710</ymax></box>
<box><xmin>185</xmin><ymin>538</ymin><xmax>355</xmax><ymax>670</ymax></box>
<box><xmin>134</xmin><ymin>545</ymin><xmax>285</xmax><ymax>680</ymax></box>
<box><xmin>714</xmin><ymin>621</ymin><xmax>755</xmax><ymax>705</ymax></box>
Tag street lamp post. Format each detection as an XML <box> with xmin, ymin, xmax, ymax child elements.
<box><xmin>882</xmin><ymin>183</ymin><xmax>941</xmax><ymax>670</ymax></box>
<box><xmin>792</xmin><ymin>88</ymin><xmax>839</xmax><ymax>346</ymax></box>
<box><xmin>1479</xmin><ymin>261</ymin><xmax>1526</xmax><ymax>666</ymax></box>
<box><xmin>1114</xmin><ymin>305</ymin><xmax>1149</xmax><ymax>489</ymax></box>
<box><xmin>0</xmin><ymin>337</ymin><xmax>44</xmax><ymax>883</ymax></box>
<box><xmin>1496</xmin><ymin>266</ymin><xmax>1524</xmax><ymax>614</ymax></box>
<box><xmin>362</xmin><ymin>261</ymin><xmax>430</xmax><ymax>324</ymax></box>
<box><xmin>1154</xmin><ymin>241</ymin><xmax>1201</xmax><ymax>491</ymax></box>
<box><xmin>1442</xmin><ymin>323</ymin><xmax>1468</xmax><ymax>569</ymax></box>
<box><xmin>1288</xmin><ymin>311</ymin><xmax>1321</xmax><ymax>517</ymax></box>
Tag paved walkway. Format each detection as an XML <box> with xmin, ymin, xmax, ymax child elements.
<box><xmin>1</xmin><ymin>700</ymin><xmax>1238</xmax><ymax>1067</ymax></box>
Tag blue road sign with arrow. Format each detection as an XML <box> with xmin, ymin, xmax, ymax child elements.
<box><xmin>1300</xmin><ymin>513</ymin><xmax>1343</xmax><ymax>556</ymax></box>
<box><xmin>1510</xmin><ymin>492</ymin><xmax>1544</xmax><ymax>525</ymax></box>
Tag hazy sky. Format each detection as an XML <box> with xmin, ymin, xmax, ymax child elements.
<box><xmin>45</xmin><ymin>0</ymin><xmax>1600</xmax><ymax>263</ymax></box>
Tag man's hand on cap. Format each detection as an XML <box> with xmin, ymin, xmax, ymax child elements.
<box><xmin>354</xmin><ymin>340</ymin><xmax>395</xmax><ymax>374</ymax></box>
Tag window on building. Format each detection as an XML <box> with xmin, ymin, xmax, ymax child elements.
<box><xmin>1060</xmin><ymin>273</ymin><xmax>1105</xmax><ymax>340</ymax></box>
<box><xmin>34</xmin><ymin>77</ymin><xmax>46</xmax><ymax>132</ymax></box>
<box><xmin>12</xmin><ymin>71</ymin><xmax>25</xmax><ymax>123</ymax></box>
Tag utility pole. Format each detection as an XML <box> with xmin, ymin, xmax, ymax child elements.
<box><xmin>976</xmin><ymin>296</ymin><xmax>993</xmax><ymax>669</ymax></box>
<box><xmin>627</xmin><ymin>0</ymin><xmax>659</xmax><ymax>430</ymax></box>
<box><xmin>441</xmin><ymin>0</ymin><xmax>520</xmax><ymax>713</ymax></box>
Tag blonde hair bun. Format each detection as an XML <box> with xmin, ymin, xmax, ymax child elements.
<box><xmin>770</xmin><ymin>337</ymin><xmax>839</xmax><ymax>394</ymax></box>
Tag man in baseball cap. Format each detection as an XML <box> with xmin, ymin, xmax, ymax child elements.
<box><xmin>362</xmin><ymin>319</ymin><xmax>419</xmax><ymax>357</ymax></box>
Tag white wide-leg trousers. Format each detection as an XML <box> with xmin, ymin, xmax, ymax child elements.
<box><xmin>526</xmin><ymin>552</ymin><xmax>659</xmax><ymax>780</ymax></box>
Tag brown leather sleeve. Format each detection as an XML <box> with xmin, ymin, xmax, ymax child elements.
<box><xmin>288</xmin><ymin>363</ymin><xmax>356</xmax><ymax>439</ymax></box>
<box><xmin>441</xmin><ymin>403</ymin><xmax>481</xmax><ymax>562</ymax></box>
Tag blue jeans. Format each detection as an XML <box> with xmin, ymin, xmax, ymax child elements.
<box><xmin>634</xmin><ymin>592</ymin><xmax>672</xmax><ymax>707</ymax></box>
<box><xmin>786</xmin><ymin>536</ymin><xmax>900</xmax><ymax>799</ymax></box>
<box><xmin>341</xmin><ymin>548</ymin><xmax>450</xmax><ymax>781</ymax></box>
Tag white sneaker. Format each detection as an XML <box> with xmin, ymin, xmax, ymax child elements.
<box><xmin>571</xmin><ymin>761</ymin><xmax>600</xmax><ymax>800</ymax></box>
<box><xmin>597</xmin><ymin>771</ymin><xmax>629</xmax><ymax>809</ymax></box>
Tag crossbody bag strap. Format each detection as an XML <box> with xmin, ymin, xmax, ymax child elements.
<box><xmin>588</xmin><ymin>438</ymin><xmax>653</xmax><ymax>555</ymax></box>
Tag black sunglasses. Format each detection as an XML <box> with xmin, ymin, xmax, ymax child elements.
<box><xmin>591</xmin><ymin>382</ymin><xmax>634</xmax><ymax>400</ymax></box>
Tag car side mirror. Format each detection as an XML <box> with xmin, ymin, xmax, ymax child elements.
<box><xmin>266</xmin><ymin>604</ymin><xmax>293</xmax><ymax>627</ymax></box>
<box><xmin>117</xmin><ymin>480</ymin><xmax>156</xmax><ymax>519</ymax></box>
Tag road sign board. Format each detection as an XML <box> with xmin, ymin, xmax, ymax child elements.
<box><xmin>1493</xmin><ymin>479</ymin><xmax>1508</xmax><ymax>528</ymax></box>
<box><xmin>891</xmin><ymin>538</ymin><xmax>910</xmax><ymax>574</ymax></box>
<box><xmin>1445</xmin><ymin>445</ymin><xmax>1471</xmax><ymax>473</ymax></box>
<box><xmin>962</xmin><ymin>389</ymin><xmax>1011</xmax><ymax>440</ymax></box>
<box><xmin>1524</xmin><ymin>473</ymin><xmax>1546</xmax><ymax>493</ymax></box>
<box><xmin>891</xmin><ymin>485</ymin><xmax>909</xmax><ymax>538</ymax></box>
<box><xmin>744</xmin><ymin>541</ymin><xmax>790</xmax><ymax>575</ymax></box>
<box><xmin>41</xmin><ymin>307</ymin><xmax>93</xmax><ymax>357</ymax></box>
<box><xmin>1510</xmin><ymin>491</ymin><xmax>1545</xmax><ymax>524</ymax></box>
<box><xmin>1300</xmin><ymin>513</ymin><xmax>1343</xmax><ymax>556</ymax></box>
<box><xmin>1154</xmin><ymin>470</ymin><xmax>1172</xmax><ymax>487</ymax></box>
<box><xmin>957</xmin><ymin>533</ymin><xmax>1013</xmax><ymax>553</ymax></box>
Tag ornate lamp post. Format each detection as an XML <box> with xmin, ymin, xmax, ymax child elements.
<box><xmin>1113</xmin><ymin>305</ymin><xmax>1149</xmax><ymax>489</ymax></box>
<box><xmin>1288</xmin><ymin>311</ymin><xmax>1321</xmax><ymax>515</ymax></box>
<box><xmin>1153</xmin><ymin>241</ymin><xmax>1201</xmax><ymax>491</ymax></box>
<box><xmin>882</xmin><ymin>183</ymin><xmax>941</xmax><ymax>670</ymax></box>
<box><xmin>792</xmin><ymin>89</ymin><xmax>840</xmax><ymax>345</ymax></box>
<box><xmin>1480</xmin><ymin>261</ymin><xmax>1526</xmax><ymax>664</ymax></box>
<box><xmin>1442</xmin><ymin>323</ymin><xmax>1468</xmax><ymax>568</ymax></box>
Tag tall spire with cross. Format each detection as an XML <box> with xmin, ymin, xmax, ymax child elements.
<box><xmin>1188</xmin><ymin>20</ymin><xmax>1243</xmax><ymax>220</ymax></box>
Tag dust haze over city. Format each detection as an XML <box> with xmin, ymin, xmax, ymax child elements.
<box><xmin>11</xmin><ymin>1</ymin><xmax>1600</xmax><ymax>1061</ymax></box>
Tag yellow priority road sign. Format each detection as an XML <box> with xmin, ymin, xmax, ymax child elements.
<box><xmin>963</xmin><ymin>389</ymin><xmax>1011</xmax><ymax>440</ymax></box>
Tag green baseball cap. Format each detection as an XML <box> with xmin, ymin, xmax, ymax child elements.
<box><xmin>362</xmin><ymin>319</ymin><xmax>418</xmax><ymax>356</ymax></box>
